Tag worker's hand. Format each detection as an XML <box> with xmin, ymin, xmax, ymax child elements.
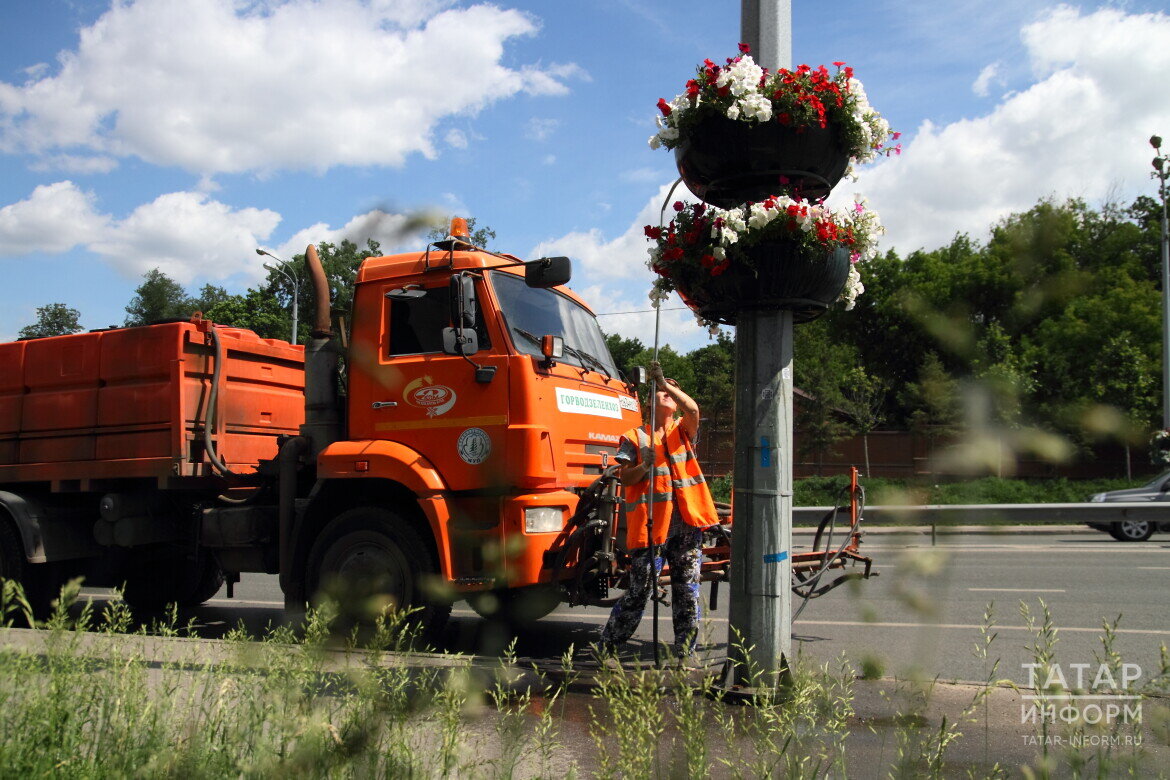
<box><xmin>649</xmin><ymin>360</ymin><xmax>666</xmax><ymax>386</ymax></box>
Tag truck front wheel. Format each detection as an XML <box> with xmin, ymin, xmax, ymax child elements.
<box><xmin>306</xmin><ymin>508</ymin><xmax>450</xmax><ymax>643</ymax></box>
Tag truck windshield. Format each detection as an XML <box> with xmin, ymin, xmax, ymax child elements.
<box><xmin>490</xmin><ymin>271</ymin><xmax>620</xmax><ymax>379</ymax></box>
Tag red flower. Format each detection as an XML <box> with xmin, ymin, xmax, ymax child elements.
<box><xmin>644</xmin><ymin>225</ymin><xmax>662</xmax><ymax>240</ymax></box>
<box><xmin>700</xmin><ymin>254</ymin><xmax>717</xmax><ymax>268</ymax></box>
<box><xmin>738</xmin><ymin>42</ymin><xmax>751</xmax><ymax>54</ymax></box>
<box><xmin>673</xmin><ymin>201</ymin><xmax>684</xmax><ymax>212</ymax></box>
<box><xmin>663</xmin><ymin>247</ymin><xmax>684</xmax><ymax>261</ymax></box>
<box><xmin>833</xmin><ymin>61</ymin><xmax>845</xmax><ymax>68</ymax></box>
<box><xmin>657</xmin><ymin>98</ymin><xmax>672</xmax><ymax>117</ymax></box>
<box><xmin>711</xmin><ymin>259</ymin><xmax>730</xmax><ymax>276</ymax></box>
<box><xmin>686</xmin><ymin>79</ymin><xmax>700</xmax><ymax>98</ymax></box>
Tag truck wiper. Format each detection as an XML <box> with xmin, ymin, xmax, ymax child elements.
<box><xmin>563</xmin><ymin>344</ymin><xmax>612</xmax><ymax>380</ymax></box>
<box><xmin>512</xmin><ymin>327</ymin><xmax>543</xmax><ymax>347</ymax></box>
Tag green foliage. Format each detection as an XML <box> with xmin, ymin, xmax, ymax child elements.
<box><xmin>18</xmin><ymin>303</ymin><xmax>83</xmax><ymax>339</ymax></box>
<box><xmin>124</xmin><ymin>268</ymin><xmax>194</xmax><ymax>326</ymax></box>
<box><xmin>792</xmin><ymin>474</ymin><xmax>1161</xmax><ymax>508</ymax></box>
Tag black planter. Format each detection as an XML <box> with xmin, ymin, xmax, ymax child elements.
<box><xmin>676</xmin><ymin>243</ymin><xmax>851</xmax><ymax>326</ymax></box>
<box><xmin>674</xmin><ymin>116</ymin><xmax>849</xmax><ymax>208</ymax></box>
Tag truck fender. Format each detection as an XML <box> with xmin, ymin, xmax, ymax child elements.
<box><xmin>316</xmin><ymin>440</ymin><xmax>447</xmax><ymax>496</ymax></box>
<box><xmin>308</xmin><ymin>440</ymin><xmax>457</xmax><ymax>581</ymax></box>
<box><xmin>0</xmin><ymin>491</ymin><xmax>47</xmax><ymax>563</ymax></box>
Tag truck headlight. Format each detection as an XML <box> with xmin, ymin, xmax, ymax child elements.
<box><xmin>524</xmin><ymin>507</ymin><xmax>565</xmax><ymax>533</ymax></box>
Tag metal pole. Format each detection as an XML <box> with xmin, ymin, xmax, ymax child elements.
<box><xmin>1156</xmin><ymin>142</ymin><xmax>1170</xmax><ymax>430</ymax></box>
<box><xmin>723</xmin><ymin>0</ymin><xmax>793</xmax><ymax>693</ymax></box>
<box><xmin>259</xmin><ymin>249</ymin><xmax>300</xmax><ymax>345</ymax></box>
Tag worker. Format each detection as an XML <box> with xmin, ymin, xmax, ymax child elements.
<box><xmin>599</xmin><ymin>361</ymin><xmax>719</xmax><ymax>661</ymax></box>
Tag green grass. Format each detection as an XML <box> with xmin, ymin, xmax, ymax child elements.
<box><xmin>791</xmin><ymin>474</ymin><xmax>1156</xmax><ymax>507</ymax></box>
<box><xmin>1</xmin><ymin>576</ymin><xmax>1167</xmax><ymax>777</ymax></box>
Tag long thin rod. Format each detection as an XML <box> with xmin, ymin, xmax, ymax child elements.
<box><xmin>648</xmin><ymin>295</ymin><xmax>662</xmax><ymax>669</ymax></box>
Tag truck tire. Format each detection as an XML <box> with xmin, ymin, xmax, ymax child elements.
<box><xmin>468</xmin><ymin>585</ymin><xmax>562</xmax><ymax>626</ymax></box>
<box><xmin>121</xmin><ymin>550</ymin><xmax>225</xmax><ymax>611</ymax></box>
<box><xmin>0</xmin><ymin>518</ymin><xmax>57</xmax><ymax>623</ymax></box>
<box><xmin>306</xmin><ymin>507</ymin><xmax>451</xmax><ymax>643</ymax></box>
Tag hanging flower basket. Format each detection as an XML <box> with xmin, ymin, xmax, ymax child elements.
<box><xmin>650</xmin><ymin>47</ymin><xmax>899</xmax><ymax>207</ymax></box>
<box><xmin>674</xmin><ymin>115</ymin><xmax>849</xmax><ymax>208</ymax></box>
<box><xmin>646</xmin><ymin>196</ymin><xmax>882</xmax><ymax>328</ymax></box>
<box><xmin>679</xmin><ymin>242</ymin><xmax>852</xmax><ymax>325</ymax></box>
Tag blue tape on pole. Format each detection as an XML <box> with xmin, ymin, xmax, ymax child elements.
<box><xmin>762</xmin><ymin>551</ymin><xmax>789</xmax><ymax>564</ymax></box>
<box><xmin>760</xmin><ymin>436</ymin><xmax>771</xmax><ymax>468</ymax></box>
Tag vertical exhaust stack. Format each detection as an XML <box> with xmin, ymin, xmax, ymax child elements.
<box><xmin>300</xmin><ymin>244</ymin><xmax>342</xmax><ymax>458</ymax></box>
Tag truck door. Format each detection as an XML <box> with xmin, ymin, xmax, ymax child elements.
<box><xmin>349</xmin><ymin>278</ymin><xmax>510</xmax><ymax>493</ymax></box>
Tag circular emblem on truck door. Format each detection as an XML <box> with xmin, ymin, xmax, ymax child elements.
<box><xmin>457</xmin><ymin>428</ymin><xmax>492</xmax><ymax>465</ymax></box>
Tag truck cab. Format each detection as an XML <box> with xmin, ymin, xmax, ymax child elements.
<box><xmin>298</xmin><ymin>229</ymin><xmax>642</xmax><ymax>628</ymax></box>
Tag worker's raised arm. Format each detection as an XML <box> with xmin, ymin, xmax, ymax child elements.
<box><xmin>651</xmin><ymin>361</ymin><xmax>700</xmax><ymax>440</ymax></box>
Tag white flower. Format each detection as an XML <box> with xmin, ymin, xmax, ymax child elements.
<box><xmin>739</xmin><ymin>93</ymin><xmax>772</xmax><ymax>123</ymax></box>
<box><xmin>841</xmin><ymin>264</ymin><xmax>865</xmax><ymax>310</ymax></box>
<box><xmin>648</xmin><ymin>135</ymin><xmax>661</xmax><ymax>150</ymax></box>
<box><xmin>725</xmin><ymin>104</ymin><xmax>740</xmax><ymax>120</ymax></box>
<box><xmin>659</xmin><ymin>126</ymin><xmax>679</xmax><ymax>141</ymax></box>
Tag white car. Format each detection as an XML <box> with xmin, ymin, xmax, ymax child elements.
<box><xmin>1088</xmin><ymin>471</ymin><xmax>1170</xmax><ymax>541</ymax></box>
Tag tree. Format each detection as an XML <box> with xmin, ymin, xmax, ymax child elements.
<box><xmin>603</xmin><ymin>333</ymin><xmax>646</xmax><ymax>382</ymax></box>
<box><xmin>839</xmin><ymin>366</ymin><xmax>886</xmax><ymax>477</ymax></box>
<box><xmin>19</xmin><ymin>303</ymin><xmax>83</xmax><ymax>339</ymax></box>
<box><xmin>203</xmin><ymin>289</ymin><xmax>290</xmax><ymax>341</ymax></box>
<box><xmin>794</xmin><ymin>320</ymin><xmax>854</xmax><ymax>474</ymax></box>
<box><xmin>124</xmin><ymin>269</ymin><xmax>193</xmax><ymax>326</ymax></box>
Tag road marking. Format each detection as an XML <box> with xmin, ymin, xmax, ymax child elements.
<box><xmin>205</xmin><ymin>598</ymin><xmax>284</xmax><ymax>607</ymax></box>
<box><xmin>1136</xmin><ymin>566</ymin><xmax>1170</xmax><ymax>570</ymax></box>
<box><xmin>451</xmin><ymin>610</ymin><xmax>1170</xmax><ymax>636</ymax></box>
<box><xmin>967</xmin><ymin>588</ymin><xmax>1066</xmax><ymax>593</ymax></box>
<box><xmin>795</xmin><ymin>620</ymin><xmax>1170</xmax><ymax>636</ymax></box>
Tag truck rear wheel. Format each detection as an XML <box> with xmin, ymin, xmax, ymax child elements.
<box><xmin>306</xmin><ymin>508</ymin><xmax>450</xmax><ymax>643</ymax></box>
<box><xmin>0</xmin><ymin>518</ymin><xmax>58</xmax><ymax>623</ymax></box>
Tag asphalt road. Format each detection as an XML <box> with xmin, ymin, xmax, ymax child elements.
<box><xmin>80</xmin><ymin>526</ymin><xmax>1170</xmax><ymax>688</ymax></box>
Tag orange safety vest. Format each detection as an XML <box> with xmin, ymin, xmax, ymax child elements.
<box><xmin>623</xmin><ymin>418</ymin><xmax>718</xmax><ymax>550</ymax></box>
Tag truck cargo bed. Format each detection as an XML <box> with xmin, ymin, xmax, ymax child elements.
<box><xmin>0</xmin><ymin>320</ymin><xmax>304</xmax><ymax>490</ymax></box>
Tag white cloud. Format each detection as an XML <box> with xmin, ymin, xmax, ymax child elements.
<box><xmin>88</xmin><ymin>192</ymin><xmax>281</xmax><ymax>282</ymax></box>
<box><xmin>532</xmin><ymin>184</ymin><xmax>719</xmax><ymax>351</ymax></box>
<box><xmin>525</xmin><ymin>118</ymin><xmax>560</xmax><ymax>142</ymax></box>
<box><xmin>445</xmin><ymin>129</ymin><xmax>469</xmax><ymax>149</ymax></box>
<box><xmin>858</xmin><ymin>5</ymin><xmax>1170</xmax><ymax>255</ymax></box>
<box><xmin>0</xmin><ymin>0</ymin><xmax>582</xmax><ymax>176</ymax></box>
<box><xmin>0</xmin><ymin>181</ymin><xmax>109</xmax><ymax>255</ymax></box>
<box><xmin>972</xmin><ymin>63</ymin><xmax>1001</xmax><ymax>97</ymax></box>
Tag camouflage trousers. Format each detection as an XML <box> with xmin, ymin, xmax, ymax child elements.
<box><xmin>600</xmin><ymin>528</ymin><xmax>704</xmax><ymax>655</ymax></box>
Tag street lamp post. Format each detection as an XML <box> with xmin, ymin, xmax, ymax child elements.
<box><xmin>257</xmin><ymin>248</ymin><xmax>299</xmax><ymax>345</ymax></box>
<box><xmin>1152</xmin><ymin>136</ymin><xmax>1170</xmax><ymax>429</ymax></box>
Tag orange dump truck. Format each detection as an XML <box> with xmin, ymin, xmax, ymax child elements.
<box><xmin>0</xmin><ymin>224</ymin><xmax>654</xmax><ymax>632</ymax></box>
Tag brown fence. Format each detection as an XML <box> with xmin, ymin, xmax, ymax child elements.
<box><xmin>694</xmin><ymin>421</ymin><xmax>1143</xmax><ymax>481</ymax></box>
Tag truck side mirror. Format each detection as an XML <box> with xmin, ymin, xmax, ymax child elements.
<box><xmin>449</xmin><ymin>273</ymin><xmax>477</xmax><ymax>329</ymax></box>
<box><xmin>442</xmin><ymin>327</ymin><xmax>479</xmax><ymax>356</ymax></box>
<box><xmin>631</xmin><ymin>366</ymin><xmax>648</xmax><ymax>384</ymax></box>
<box><xmin>525</xmin><ymin>256</ymin><xmax>571</xmax><ymax>288</ymax></box>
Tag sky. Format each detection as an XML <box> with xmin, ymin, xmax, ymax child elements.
<box><xmin>2</xmin><ymin>0</ymin><xmax>1169</xmax><ymax>352</ymax></box>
